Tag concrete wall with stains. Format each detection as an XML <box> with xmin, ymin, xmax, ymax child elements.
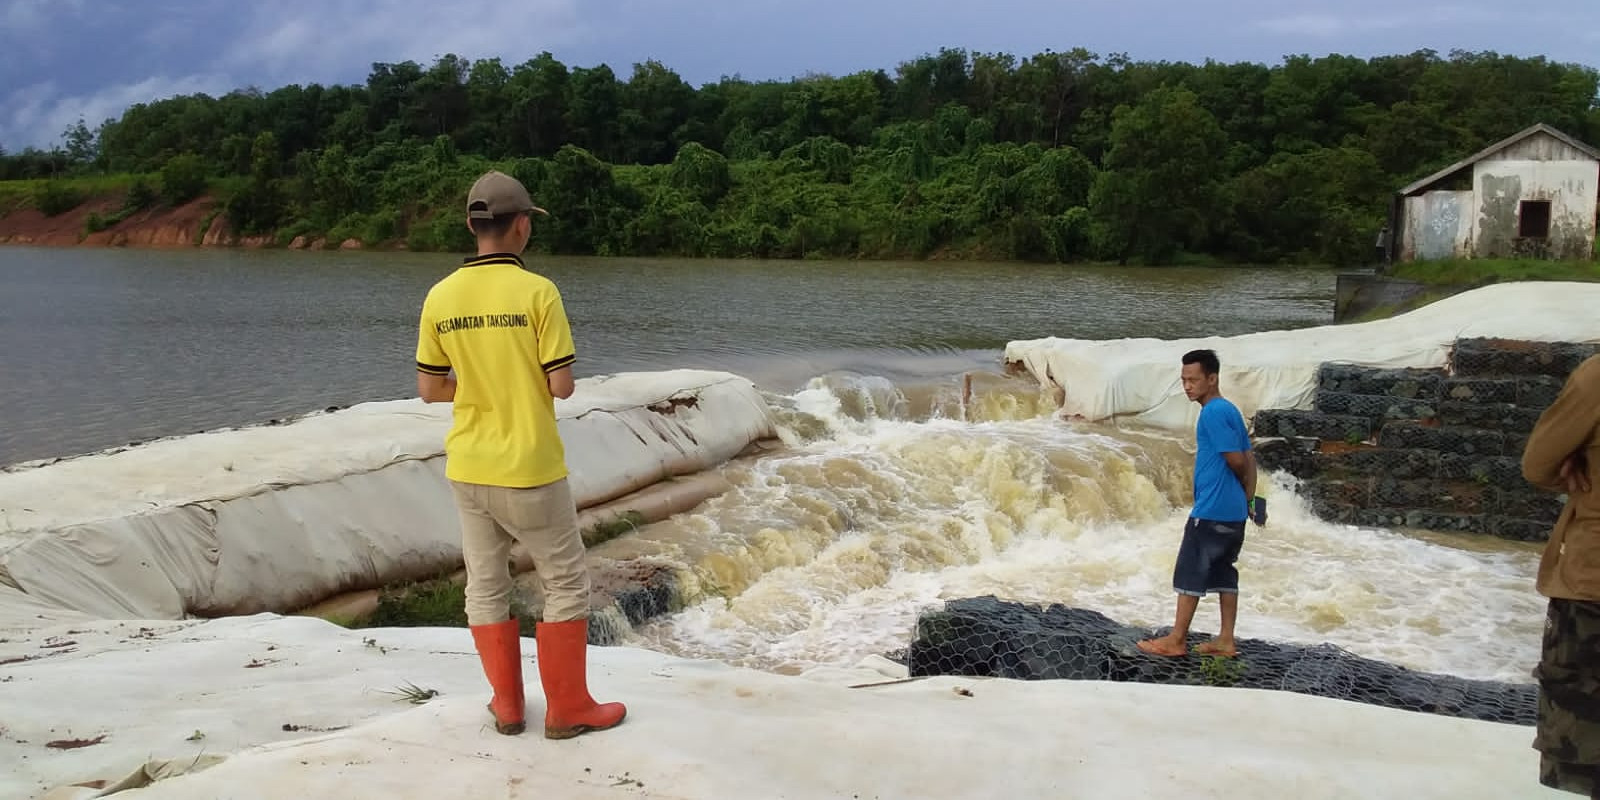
<box><xmin>1401</xmin><ymin>191</ymin><xmax>1474</xmax><ymax>260</ymax></box>
<box><xmin>1474</xmin><ymin>161</ymin><xmax>1598</xmax><ymax>259</ymax></box>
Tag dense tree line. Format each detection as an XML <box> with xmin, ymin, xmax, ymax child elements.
<box><xmin>4</xmin><ymin>47</ymin><xmax>1597</xmax><ymax>265</ymax></box>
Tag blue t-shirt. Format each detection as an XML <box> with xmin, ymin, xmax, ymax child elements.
<box><xmin>1193</xmin><ymin>397</ymin><xmax>1251</xmax><ymax>522</ymax></box>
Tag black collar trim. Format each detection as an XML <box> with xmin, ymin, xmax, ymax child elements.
<box><xmin>463</xmin><ymin>252</ymin><xmax>524</xmax><ymax>267</ymax></box>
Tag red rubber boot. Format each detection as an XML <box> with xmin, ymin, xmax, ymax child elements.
<box><xmin>469</xmin><ymin>618</ymin><xmax>526</xmax><ymax>735</ymax></box>
<box><xmin>535</xmin><ymin>619</ymin><xmax>626</xmax><ymax>739</ymax></box>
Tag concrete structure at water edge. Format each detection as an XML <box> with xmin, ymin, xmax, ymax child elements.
<box><xmin>1391</xmin><ymin>123</ymin><xmax>1600</xmax><ymax>262</ymax></box>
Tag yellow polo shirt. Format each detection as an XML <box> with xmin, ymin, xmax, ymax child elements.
<box><xmin>415</xmin><ymin>253</ymin><xmax>576</xmax><ymax>488</ymax></box>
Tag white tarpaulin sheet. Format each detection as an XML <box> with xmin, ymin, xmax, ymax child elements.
<box><xmin>0</xmin><ymin>310</ymin><xmax>1566</xmax><ymax>800</ymax></box>
<box><xmin>0</xmin><ymin>370</ymin><xmax>776</xmax><ymax>623</ymax></box>
<box><xmin>1</xmin><ymin>614</ymin><xmax>1551</xmax><ymax>800</ymax></box>
<box><xmin>1004</xmin><ymin>281</ymin><xmax>1600</xmax><ymax>433</ymax></box>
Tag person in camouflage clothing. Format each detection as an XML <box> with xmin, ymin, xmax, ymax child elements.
<box><xmin>1522</xmin><ymin>353</ymin><xmax>1600</xmax><ymax>796</ymax></box>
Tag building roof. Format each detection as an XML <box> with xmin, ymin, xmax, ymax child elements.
<box><xmin>1398</xmin><ymin>123</ymin><xmax>1600</xmax><ymax>197</ymax></box>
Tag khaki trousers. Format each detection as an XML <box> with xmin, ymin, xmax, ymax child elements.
<box><xmin>450</xmin><ymin>478</ymin><xmax>590</xmax><ymax>625</ymax></box>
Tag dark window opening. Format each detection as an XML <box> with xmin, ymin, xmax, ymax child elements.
<box><xmin>1438</xmin><ymin>171</ymin><xmax>1473</xmax><ymax>192</ymax></box>
<box><xmin>1519</xmin><ymin>200</ymin><xmax>1552</xmax><ymax>238</ymax></box>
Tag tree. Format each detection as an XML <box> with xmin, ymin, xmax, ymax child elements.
<box><xmin>619</xmin><ymin>60</ymin><xmax>694</xmax><ymax>164</ymax></box>
<box><xmin>158</xmin><ymin>153</ymin><xmax>208</xmax><ymax>205</ymax></box>
<box><xmin>225</xmin><ymin>131</ymin><xmax>286</xmax><ymax>234</ymax></box>
<box><xmin>366</xmin><ymin>60</ymin><xmax>423</xmax><ymax>136</ymax></box>
<box><xmin>670</xmin><ymin>142</ymin><xmax>730</xmax><ymax>204</ymax></box>
<box><xmin>1228</xmin><ymin>146</ymin><xmax>1388</xmax><ymax>265</ymax></box>
<box><xmin>462</xmin><ymin>57</ymin><xmax>512</xmax><ymax>155</ymax></box>
<box><xmin>62</xmin><ymin>117</ymin><xmax>98</xmax><ymax>166</ymax></box>
<box><xmin>534</xmin><ymin>145</ymin><xmax>626</xmax><ymax>254</ymax></box>
<box><xmin>507</xmin><ymin>53</ymin><xmax>570</xmax><ymax>157</ymax></box>
<box><xmin>1090</xmin><ymin>86</ymin><xmax>1227</xmax><ymax>264</ymax></box>
<box><xmin>14</xmin><ymin>45</ymin><xmax>1600</xmax><ymax>263</ymax></box>
<box><xmin>1014</xmin><ymin>48</ymin><xmax>1097</xmax><ymax>147</ymax></box>
<box><xmin>565</xmin><ymin>65</ymin><xmax>622</xmax><ymax>162</ymax></box>
<box><xmin>413</xmin><ymin>54</ymin><xmax>470</xmax><ymax>138</ymax></box>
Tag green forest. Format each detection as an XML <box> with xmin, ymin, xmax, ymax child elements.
<box><xmin>3</xmin><ymin>47</ymin><xmax>1598</xmax><ymax>265</ymax></box>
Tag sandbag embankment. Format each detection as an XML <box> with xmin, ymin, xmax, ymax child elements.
<box><xmin>0</xmin><ymin>370</ymin><xmax>777</xmax><ymax>628</ymax></box>
<box><xmin>907</xmin><ymin>596</ymin><xmax>1535</xmax><ymax>725</ymax></box>
<box><xmin>1002</xmin><ymin>281</ymin><xmax>1600</xmax><ymax>432</ymax></box>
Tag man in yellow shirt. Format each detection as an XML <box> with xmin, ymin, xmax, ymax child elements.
<box><xmin>415</xmin><ymin>170</ymin><xmax>625</xmax><ymax>739</ymax></box>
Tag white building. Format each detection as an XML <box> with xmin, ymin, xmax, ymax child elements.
<box><xmin>1394</xmin><ymin>123</ymin><xmax>1600</xmax><ymax>262</ymax></box>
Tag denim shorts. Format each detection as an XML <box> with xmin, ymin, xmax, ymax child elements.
<box><xmin>1172</xmin><ymin>517</ymin><xmax>1246</xmax><ymax>597</ymax></box>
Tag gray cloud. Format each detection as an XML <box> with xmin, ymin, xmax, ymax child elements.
<box><xmin>1253</xmin><ymin>5</ymin><xmax>1503</xmax><ymax>37</ymax></box>
<box><xmin>2</xmin><ymin>0</ymin><xmax>84</xmax><ymax>30</ymax></box>
<box><xmin>4</xmin><ymin>74</ymin><xmax>235</xmax><ymax>152</ymax></box>
<box><xmin>218</xmin><ymin>1</ymin><xmax>588</xmax><ymax>87</ymax></box>
<box><xmin>1255</xmin><ymin>13</ymin><xmax>1418</xmax><ymax>37</ymax></box>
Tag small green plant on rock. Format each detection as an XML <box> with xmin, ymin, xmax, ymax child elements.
<box><xmin>1198</xmin><ymin>654</ymin><xmax>1248</xmax><ymax>687</ymax></box>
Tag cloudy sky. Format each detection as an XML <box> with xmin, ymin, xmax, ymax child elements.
<box><xmin>3</xmin><ymin>0</ymin><xmax>1599</xmax><ymax>151</ymax></box>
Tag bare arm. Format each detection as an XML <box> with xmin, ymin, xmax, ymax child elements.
<box><xmin>417</xmin><ymin>371</ymin><xmax>456</xmax><ymax>403</ymax></box>
<box><xmin>546</xmin><ymin>365</ymin><xmax>574</xmax><ymax>400</ymax></box>
<box><xmin>1224</xmin><ymin>450</ymin><xmax>1257</xmax><ymax>500</ymax></box>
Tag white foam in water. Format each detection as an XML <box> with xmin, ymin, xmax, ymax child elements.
<box><xmin>624</xmin><ymin>377</ymin><xmax>1545</xmax><ymax>684</ymax></box>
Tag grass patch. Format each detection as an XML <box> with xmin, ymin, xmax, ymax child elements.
<box><xmin>583</xmin><ymin>510</ymin><xmax>646</xmax><ymax>547</ymax></box>
<box><xmin>1347</xmin><ymin>257</ymin><xmax>1600</xmax><ymax>323</ymax></box>
<box><xmin>0</xmin><ymin>173</ymin><xmax>216</xmax><ymax>222</ymax></box>
<box><xmin>336</xmin><ymin>513</ymin><xmax>654</xmax><ymax>634</ymax></box>
<box><xmin>83</xmin><ymin>178</ymin><xmax>159</xmax><ymax>234</ymax></box>
<box><xmin>0</xmin><ymin>182</ymin><xmax>34</xmax><ymax>214</ymax></box>
<box><xmin>357</xmin><ymin>575</ymin><xmax>538</xmax><ymax>637</ymax></box>
<box><xmin>36</xmin><ymin>183</ymin><xmax>86</xmax><ymax>217</ymax></box>
<box><xmin>0</xmin><ymin>174</ymin><xmax>152</xmax><ymax>213</ymax></box>
<box><xmin>1389</xmin><ymin>258</ymin><xmax>1600</xmax><ymax>286</ymax></box>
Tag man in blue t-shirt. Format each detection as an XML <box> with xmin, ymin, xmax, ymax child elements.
<box><xmin>1137</xmin><ymin>348</ymin><xmax>1266</xmax><ymax>658</ymax></box>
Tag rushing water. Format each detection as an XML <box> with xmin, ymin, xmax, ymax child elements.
<box><xmin>0</xmin><ymin>246</ymin><xmax>1545</xmax><ymax>683</ymax></box>
<box><xmin>608</xmin><ymin>376</ymin><xmax>1546</xmax><ymax>684</ymax></box>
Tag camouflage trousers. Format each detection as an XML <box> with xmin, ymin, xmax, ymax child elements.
<box><xmin>1534</xmin><ymin>598</ymin><xmax>1600</xmax><ymax>797</ymax></box>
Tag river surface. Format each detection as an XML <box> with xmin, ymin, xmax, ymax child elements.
<box><xmin>0</xmin><ymin>246</ymin><xmax>1545</xmax><ymax>684</ymax></box>
<box><xmin>2</xmin><ymin>246</ymin><xmax>1329</xmax><ymax>464</ymax></box>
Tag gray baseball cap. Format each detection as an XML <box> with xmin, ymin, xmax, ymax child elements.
<box><xmin>466</xmin><ymin>170</ymin><xmax>548</xmax><ymax>219</ymax></box>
